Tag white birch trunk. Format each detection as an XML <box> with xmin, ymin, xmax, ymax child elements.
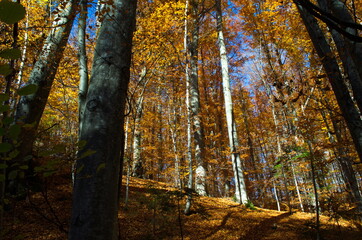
<box><xmin>15</xmin><ymin>4</ymin><xmax>29</xmax><ymax>91</ymax></box>
<box><xmin>78</xmin><ymin>0</ymin><xmax>89</xmax><ymax>133</ymax></box>
<box><xmin>131</xmin><ymin>68</ymin><xmax>148</xmax><ymax>178</ymax></box>
<box><xmin>168</xmin><ymin>105</ymin><xmax>181</xmax><ymax>188</ymax></box>
<box><xmin>124</xmin><ymin>117</ymin><xmax>130</xmax><ymax>207</ymax></box>
<box><xmin>216</xmin><ymin>0</ymin><xmax>248</xmax><ymax>204</ymax></box>
<box><xmin>291</xmin><ymin>162</ymin><xmax>304</xmax><ymax>212</ymax></box>
<box><xmin>184</xmin><ymin>0</ymin><xmax>193</xmax><ymax>215</ymax></box>
<box><xmin>272</xmin><ymin>179</ymin><xmax>281</xmax><ymax>211</ymax></box>
<box><xmin>14</xmin><ymin>0</ymin><xmax>78</xmax><ymax>177</ymax></box>
<box><xmin>131</xmin><ymin>95</ymin><xmax>144</xmax><ymax>177</ymax></box>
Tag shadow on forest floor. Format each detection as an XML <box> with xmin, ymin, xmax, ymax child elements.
<box><xmin>3</xmin><ymin>175</ymin><xmax>362</xmax><ymax>240</ymax></box>
<box><xmin>240</xmin><ymin>212</ymin><xmax>291</xmax><ymax>240</ymax></box>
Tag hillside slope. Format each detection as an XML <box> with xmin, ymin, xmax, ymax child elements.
<box><xmin>3</xmin><ymin>175</ymin><xmax>361</xmax><ymax>239</ymax></box>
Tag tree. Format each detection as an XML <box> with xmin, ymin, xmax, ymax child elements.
<box><xmin>131</xmin><ymin>67</ymin><xmax>148</xmax><ymax>178</ymax></box>
<box><xmin>216</xmin><ymin>0</ymin><xmax>248</xmax><ymax>204</ymax></box>
<box><xmin>13</xmin><ymin>0</ymin><xmax>78</xmax><ymax>183</ymax></box>
<box><xmin>294</xmin><ymin>0</ymin><xmax>362</xmax><ymax>218</ymax></box>
<box><xmin>69</xmin><ymin>0</ymin><xmax>138</xmax><ymax>239</ymax></box>
<box><xmin>186</xmin><ymin>0</ymin><xmax>207</xmax><ymax>196</ymax></box>
<box><xmin>77</xmin><ymin>0</ymin><xmax>89</xmax><ymax>133</ymax></box>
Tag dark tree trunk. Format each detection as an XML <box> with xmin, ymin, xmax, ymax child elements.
<box><xmin>69</xmin><ymin>0</ymin><xmax>137</xmax><ymax>239</ymax></box>
<box><xmin>295</xmin><ymin>1</ymin><xmax>362</xmax><ymax>163</ymax></box>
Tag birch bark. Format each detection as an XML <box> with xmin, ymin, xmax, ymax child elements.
<box><xmin>215</xmin><ymin>0</ymin><xmax>248</xmax><ymax>204</ymax></box>
<box><xmin>14</xmin><ymin>0</ymin><xmax>78</xmax><ymax>166</ymax></box>
<box><xmin>78</xmin><ymin>0</ymin><xmax>89</xmax><ymax>133</ymax></box>
<box><xmin>131</xmin><ymin>68</ymin><xmax>148</xmax><ymax>178</ymax></box>
<box><xmin>184</xmin><ymin>0</ymin><xmax>193</xmax><ymax>215</ymax></box>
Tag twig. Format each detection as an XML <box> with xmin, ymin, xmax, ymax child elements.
<box><xmin>26</xmin><ymin>181</ymin><xmax>68</xmax><ymax>234</ymax></box>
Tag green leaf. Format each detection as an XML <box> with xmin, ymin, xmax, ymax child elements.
<box><xmin>80</xmin><ymin>149</ymin><xmax>96</xmax><ymax>159</ymax></box>
<box><xmin>8</xmin><ymin>170</ymin><xmax>17</xmax><ymax>180</ymax></box>
<box><xmin>0</xmin><ymin>104</ymin><xmax>10</xmax><ymax>112</ymax></box>
<box><xmin>53</xmin><ymin>144</ymin><xmax>66</xmax><ymax>153</ymax></box>
<box><xmin>9</xmin><ymin>149</ymin><xmax>19</xmax><ymax>159</ymax></box>
<box><xmin>3</xmin><ymin>116</ymin><xmax>14</xmax><ymax>125</ymax></box>
<box><xmin>23</xmin><ymin>155</ymin><xmax>32</xmax><ymax>161</ymax></box>
<box><xmin>34</xmin><ymin>166</ymin><xmax>44</xmax><ymax>173</ymax></box>
<box><xmin>38</xmin><ymin>150</ymin><xmax>54</xmax><ymax>157</ymax></box>
<box><xmin>0</xmin><ymin>128</ymin><xmax>4</xmax><ymax>136</ymax></box>
<box><xmin>76</xmin><ymin>164</ymin><xmax>84</xmax><ymax>174</ymax></box>
<box><xmin>17</xmin><ymin>84</ymin><xmax>38</xmax><ymax>96</ymax></box>
<box><xmin>78</xmin><ymin>140</ymin><xmax>87</xmax><ymax>149</ymax></box>
<box><xmin>0</xmin><ymin>64</ymin><xmax>12</xmax><ymax>76</ymax></box>
<box><xmin>0</xmin><ymin>174</ymin><xmax>5</xmax><ymax>182</ymax></box>
<box><xmin>97</xmin><ymin>163</ymin><xmax>105</xmax><ymax>173</ymax></box>
<box><xmin>19</xmin><ymin>165</ymin><xmax>28</xmax><ymax>170</ymax></box>
<box><xmin>18</xmin><ymin>170</ymin><xmax>24</xmax><ymax>179</ymax></box>
<box><xmin>10</xmin><ymin>162</ymin><xmax>19</xmax><ymax>168</ymax></box>
<box><xmin>0</xmin><ymin>163</ymin><xmax>7</xmax><ymax>169</ymax></box>
<box><xmin>14</xmin><ymin>234</ymin><xmax>25</xmax><ymax>240</ymax></box>
<box><xmin>0</xmin><ymin>48</ymin><xmax>21</xmax><ymax>59</ymax></box>
<box><xmin>0</xmin><ymin>0</ymin><xmax>26</xmax><ymax>24</ymax></box>
<box><xmin>0</xmin><ymin>142</ymin><xmax>12</xmax><ymax>152</ymax></box>
<box><xmin>43</xmin><ymin>171</ymin><xmax>56</xmax><ymax>177</ymax></box>
<box><xmin>9</xmin><ymin>124</ymin><xmax>21</xmax><ymax>140</ymax></box>
<box><xmin>0</xmin><ymin>93</ymin><xmax>9</xmax><ymax>102</ymax></box>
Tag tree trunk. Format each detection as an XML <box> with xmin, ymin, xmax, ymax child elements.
<box><xmin>291</xmin><ymin>162</ymin><xmax>304</xmax><ymax>212</ymax></box>
<box><xmin>326</xmin><ymin>0</ymin><xmax>362</xmax><ymax>81</ymax></box>
<box><xmin>13</xmin><ymin>1</ymin><xmax>30</xmax><ymax>104</ymax></box>
<box><xmin>188</xmin><ymin>0</ymin><xmax>207</xmax><ymax>196</ymax></box>
<box><xmin>131</xmin><ymin>95</ymin><xmax>144</xmax><ymax>178</ymax></box>
<box><xmin>328</xmin><ymin>109</ymin><xmax>362</xmax><ymax>218</ymax></box>
<box><xmin>78</xmin><ymin>0</ymin><xmax>89</xmax><ymax>133</ymax></box>
<box><xmin>316</xmin><ymin>0</ymin><xmax>362</xmax><ymax>112</ymax></box>
<box><xmin>168</xmin><ymin>103</ymin><xmax>182</xmax><ymax>188</ymax></box>
<box><xmin>216</xmin><ymin>0</ymin><xmax>248</xmax><ymax>204</ymax></box>
<box><xmin>131</xmin><ymin>68</ymin><xmax>148</xmax><ymax>178</ymax></box>
<box><xmin>184</xmin><ymin>0</ymin><xmax>193</xmax><ymax>215</ymax></box>
<box><xmin>272</xmin><ymin>179</ymin><xmax>281</xmax><ymax>211</ymax></box>
<box><xmin>14</xmin><ymin>0</ymin><xmax>77</xmax><ymax>166</ymax></box>
<box><xmin>294</xmin><ymin>1</ymin><xmax>362</xmax><ymax>163</ymax></box>
<box><xmin>124</xmin><ymin>117</ymin><xmax>130</xmax><ymax>208</ymax></box>
<box><xmin>307</xmin><ymin>141</ymin><xmax>321</xmax><ymax>240</ymax></box>
<box><xmin>69</xmin><ymin>0</ymin><xmax>137</xmax><ymax>239</ymax></box>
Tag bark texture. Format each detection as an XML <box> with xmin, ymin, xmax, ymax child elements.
<box><xmin>295</xmin><ymin>0</ymin><xmax>362</xmax><ymax>219</ymax></box>
<box><xmin>69</xmin><ymin>0</ymin><xmax>137</xmax><ymax>239</ymax></box>
<box><xmin>216</xmin><ymin>0</ymin><xmax>248</xmax><ymax>204</ymax></box>
<box><xmin>295</xmin><ymin>1</ymin><xmax>362</xmax><ymax>164</ymax></box>
<box><xmin>14</xmin><ymin>0</ymin><xmax>77</xmax><ymax>164</ymax></box>
<box><xmin>188</xmin><ymin>0</ymin><xmax>207</xmax><ymax>196</ymax></box>
<box><xmin>131</xmin><ymin>68</ymin><xmax>148</xmax><ymax>178</ymax></box>
<box><xmin>316</xmin><ymin>0</ymin><xmax>362</xmax><ymax>112</ymax></box>
<box><xmin>78</xmin><ymin>0</ymin><xmax>89</xmax><ymax>133</ymax></box>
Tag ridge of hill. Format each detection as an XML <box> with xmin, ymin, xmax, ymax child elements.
<box><xmin>3</xmin><ymin>174</ymin><xmax>361</xmax><ymax>239</ymax></box>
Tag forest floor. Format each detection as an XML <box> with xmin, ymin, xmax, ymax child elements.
<box><xmin>2</xmin><ymin>172</ymin><xmax>362</xmax><ymax>240</ymax></box>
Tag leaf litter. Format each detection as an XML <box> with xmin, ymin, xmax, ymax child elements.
<box><xmin>3</xmin><ymin>174</ymin><xmax>361</xmax><ymax>239</ymax></box>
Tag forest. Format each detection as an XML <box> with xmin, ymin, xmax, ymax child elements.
<box><xmin>0</xmin><ymin>0</ymin><xmax>362</xmax><ymax>239</ymax></box>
